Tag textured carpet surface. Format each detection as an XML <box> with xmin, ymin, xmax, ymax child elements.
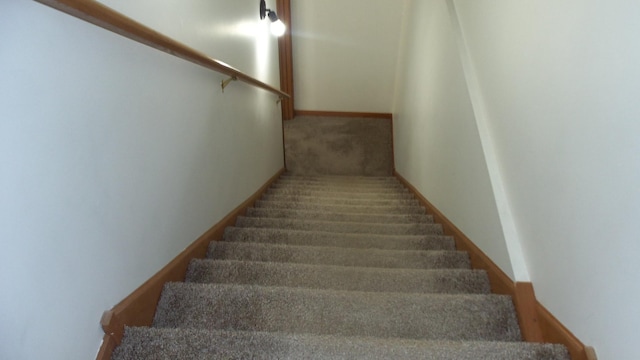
<box><xmin>223</xmin><ymin>227</ymin><xmax>456</xmax><ymax>251</ymax></box>
<box><xmin>208</xmin><ymin>242</ymin><xmax>470</xmax><ymax>269</ymax></box>
<box><xmin>235</xmin><ymin>216</ymin><xmax>443</xmax><ymax>235</ymax></box>
<box><xmin>114</xmin><ymin>328</ymin><xmax>569</xmax><ymax>360</ymax></box>
<box><xmin>254</xmin><ymin>200</ymin><xmax>427</xmax><ymax>214</ymax></box>
<box><xmin>112</xmin><ymin>175</ymin><xmax>570</xmax><ymax>360</ymax></box>
<box><xmin>153</xmin><ymin>283</ymin><xmax>521</xmax><ymax>341</ymax></box>
<box><xmin>283</xmin><ymin>117</ymin><xmax>394</xmax><ymax>176</ymax></box>
<box><xmin>245</xmin><ymin>207</ymin><xmax>435</xmax><ymax>224</ymax></box>
<box><xmin>186</xmin><ymin>259</ymin><xmax>491</xmax><ymax>294</ymax></box>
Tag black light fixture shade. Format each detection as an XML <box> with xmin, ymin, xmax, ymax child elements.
<box><xmin>260</xmin><ymin>0</ymin><xmax>285</xmax><ymax>36</ymax></box>
<box><xmin>260</xmin><ymin>0</ymin><xmax>279</xmax><ymax>22</ymax></box>
<box><xmin>267</xmin><ymin>10</ymin><xmax>279</xmax><ymax>22</ymax></box>
<box><xmin>259</xmin><ymin>0</ymin><xmax>267</xmax><ymax>20</ymax></box>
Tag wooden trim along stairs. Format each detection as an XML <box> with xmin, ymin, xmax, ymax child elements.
<box><xmin>96</xmin><ymin>168</ymin><xmax>285</xmax><ymax>360</ymax></box>
<box><xmin>394</xmin><ymin>171</ymin><xmax>595</xmax><ymax>360</ymax></box>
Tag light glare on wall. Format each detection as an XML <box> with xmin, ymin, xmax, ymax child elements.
<box><xmin>259</xmin><ymin>0</ymin><xmax>286</xmax><ymax>37</ymax></box>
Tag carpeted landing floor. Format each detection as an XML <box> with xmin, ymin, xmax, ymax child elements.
<box><xmin>112</xmin><ymin>175</ymin><xmax>570</xmax><ymax>359</ymax></box>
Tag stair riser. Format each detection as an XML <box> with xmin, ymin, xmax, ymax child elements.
<box><xmin>245</xmin><ymin>208</ymin><xmax>434</xmax><ymax>224</ymax></box>
<box><xmin>274</xmin><ymin>182</ymin><xmax>406</xmax><ymax>190</ymax></box>
<box><xmin>186</xmin><ymin>260</ymin><xmax>491</xmax><ymax>294</ymax></box>
<box><xmin>260</xmin><ymin>194</ymin><xmax>420</xmax><ymax>207</ymax></box>
<box><xmin>154</xmin><ymin>284</ymin><xmax>522</xmax><ymax>342</ymax></box>
<box><xmin>279</xmin><ymin>175</ymin><xmax>399</xmax><ymax>181</ymax></box>
<box><xmin>254</xmin><ymin>201</ymin><xmax>426</xmax><ymax>215</ymax></box>
<box><xmin>208</xmin><ymin>243</ymin><xmax>470</xmax><ymax>270</ymax></box>
<box><xmin>223</xmin><ymin>227</ymin><xmax>456</xmax><ymax>251</ymax></box>
<box><xmin>115</xmin><ymin>328</ymin><xmax>570</xmax><ymax>360</ymax></box>
<box><xmin>235</xmin><ymin>217</ymin><xmax>443</xmax><ymax>236</ymax></box>
<box><xmin>270</xmin><ymin>183</ymin><xmax>409</xmax><ymax>193</ymax></box>
<box><xmin>277</xmin><ymin>177</ymin><xmax>401</xmax><ymax>184</ymax></box>
<box><xmin>266</xmin><ymin>189</ymin><xmax>416</xmax><ymax>200</ymax></box>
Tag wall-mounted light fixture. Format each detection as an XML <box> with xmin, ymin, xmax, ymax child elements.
<box><xmin>259</xmin><ymin>0</ymin><xmax>286</xmax><ymax>37</ymax></box>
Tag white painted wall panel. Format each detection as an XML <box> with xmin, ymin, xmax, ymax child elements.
<box><xmin>392</xmin><ymin>0</ymin><xmax>513</xmax><ymax>279</ymax></box>
<box><xmin>292</xmin><ymin>0</ymin><xmax>407</xmax><ymax>112</ymax></box>
<box><xmin>453</xmin><ymin>1</ymin><xmax>640</xmax><ymax>358</ymax></box>
<box><xmin>0</xmin><ymin>1</ymin><xmax>283</xmax><ymax>359</ymax></box>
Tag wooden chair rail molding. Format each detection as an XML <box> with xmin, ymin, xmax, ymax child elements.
<box><xmin>95</xmin><ymin>169</ymin><xmax>285</xmax><ymax>360</ymax></box>
<box><xmin>35</xmin><ymin>0</ymin><xmax>290</xmax><ymax>99</ymax></box>
<box><xmin>394</xmin><ymin>171</ymin><xmax>594</xmax><ymax>360</ymax></box>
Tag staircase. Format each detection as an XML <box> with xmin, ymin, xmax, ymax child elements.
<box><xmin>112</xmin><ymin>175</ymin><xmax>570</xmax><ymax>359</ymax></box>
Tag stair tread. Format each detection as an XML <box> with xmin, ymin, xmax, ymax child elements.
<box><xmin>277</xmin><ymin>177</ymin><xmax>400</xmax><ymax>183</ymax></box>
<box><xmin>245</xmin><ymin>208</ymin><xmax>434</xmax><ymax>224</ymax></box>
<box><xmin>153</xmin><ymin>283</ymin><xmax>521</xmax><ymax>341</ymax></box>
<box><xmin>209</xmin><ymin>241</ymin><xmax>470</xmax><ymax>269</ymax></box>
<box><xmin>186</xmin><ymin>259</ymin><xmax>491</xmax><ymax>294</ymax></box>
<box><xmin>112</xmin><ymin>174</ymin><xmax>571</xmax><ymax>359</ymax></box>
<box><xmin>223</xmin><ymin>227</ymin><xmax>456</xmax><ymax>251</ymax></box>
<box><xmin>275</xmin><ymin>182</ymin><xmax>402</xmax><ymax>187</ymax></box>
<box><xmin>266</xmin><ymin>188</ymin><xmax>417</xmax><ymax>199</ymax></box>
<box><xmin>270</xmin><ymin>183</ymin><xmax>410</xmax><ymax>193</ymax></box>
<box><xmin>114</xmin><ymin>328</ymin><xmax>570</xmax><ymax>360</ymax></box>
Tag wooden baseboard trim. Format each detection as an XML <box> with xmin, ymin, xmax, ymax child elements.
<box><xmin>95</xmin><ymin>168</ymin><xmax>285</xmax><ymax>360</ymax></box>
<box><xmin>537</xmin><ymin>303</ymin><xmax>589</xmax><ymax>360</ymax></box>
<box><xmin>394</xmin><ymin>171</ymin><xmax>590</xmax><ymax>360</ymax></box>
<box><xmin>513</xmin><ymin>282</ymin><xmax>544</xmax><ymax>342</ymax></box>
<box><xmin>294</xmin><ymin>110</ymin><xmax>393</xmax><ymax>120</ymax></box>
<box><xmin>95</xmin><ymin>334</ymin><xmax>117</xmax><ymax>360</ymax></box>
<box><xmin>394</xmin><ymin>171</ymin><xmax>514</xmax><ymax>296</ymax></box>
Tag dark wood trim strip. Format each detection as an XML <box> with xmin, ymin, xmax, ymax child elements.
<box><xmin>95</xmin><ymin>168</ymin><xmax>285</xmax><ymax>360</ymax></box>
<box><xmin>95</xmin><ymin>334</ymin><xmax>117</xmax><ymax>360</ymax></box>
<box><xmin>394</xmin><ymin>171</ymin><xmax>591</xmax><ymax>360</ymax></box>
<box><xmin>513</xmin><ymin>282</ymin><xmax>544</xmax><ymax>342</ymax></box>
<box><xmin>394</xmin><ymin>171</ymin><xmax>514</xmax><ymax>296</ymax></box>
<box><xmin>537</xmin><ymin>303</ymin><xmax>589</xmax><ymax>360</ymax></box>
<box><xmin>276</xmin><ymin>0</ymin><xmax>295</xmax><ymax>120</ymax></box>
<box><xmin>390</xmin><ymin>116</ymin><xmax>396</xmax><ymax>173</ymax></box>
<box><xmin>34</xmin><ymin>0</ymin><xmax>290</xmax><ymax>99</ymax></box>
<box><xmin>295</xmin><ymin>110</ymin><xmax>393</xmax><ymax>120</ymax></box>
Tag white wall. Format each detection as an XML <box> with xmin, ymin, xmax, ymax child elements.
<box><xmin>0</xmin><ymin>1</ymin><xmax>283</xmax><ymax>359</ymax></box>
<box><xmin>453</xmin><ymin>1</ymin><xmax>640</xmax><ymax>358</ymax></box>
<box><xmin>392</xmin><ymin>0</ymin><xmax>514</xmax><ymax>279</ymax></box>
<box><xmin>291</xmin><ymin>0</ymin><xmax>407</xmax><ymax>112</ymax></box>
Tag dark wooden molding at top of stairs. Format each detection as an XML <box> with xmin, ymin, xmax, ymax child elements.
<box><xmin>96</xmin><ymin>168</ymin><xmax>285</xmax><ymax>360</ymax></box>
<box><xmin>394</xmin><ymin>171</ymin><xmax>594</xmax><ymax>360</ymax></box>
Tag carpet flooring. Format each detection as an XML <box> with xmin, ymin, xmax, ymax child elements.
<box><xmin>283</xmin><ymin>117</ymin><xmax>394</xmax><ymax>176</ymax></box>
<box><xmin>112</xmin><ymin>175</ymin><xmax>570</xmax><ymax>359</ymax></box>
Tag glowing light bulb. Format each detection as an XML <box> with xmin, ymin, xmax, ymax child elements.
<box><xmin>270</xmin><ymin>19</ymin><xmax>286</xmax><ymax>37</ymax></box>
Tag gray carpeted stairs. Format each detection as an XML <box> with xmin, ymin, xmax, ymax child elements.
<box><xmin>112</xmin><ymin>175</ymin><xmax>570</xmax><ymax>359</ymax></box>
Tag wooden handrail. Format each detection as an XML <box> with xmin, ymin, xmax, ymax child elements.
<box><xmin>35</xmin><ymin>0</ymin><xmax>291</xmax><ymax>99</ymax></box>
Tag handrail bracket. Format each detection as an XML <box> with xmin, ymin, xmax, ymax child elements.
<box><xmin>221</xmin><ymin>76</ymin><xmax>238</xmax><ymax>93</ymax></box>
